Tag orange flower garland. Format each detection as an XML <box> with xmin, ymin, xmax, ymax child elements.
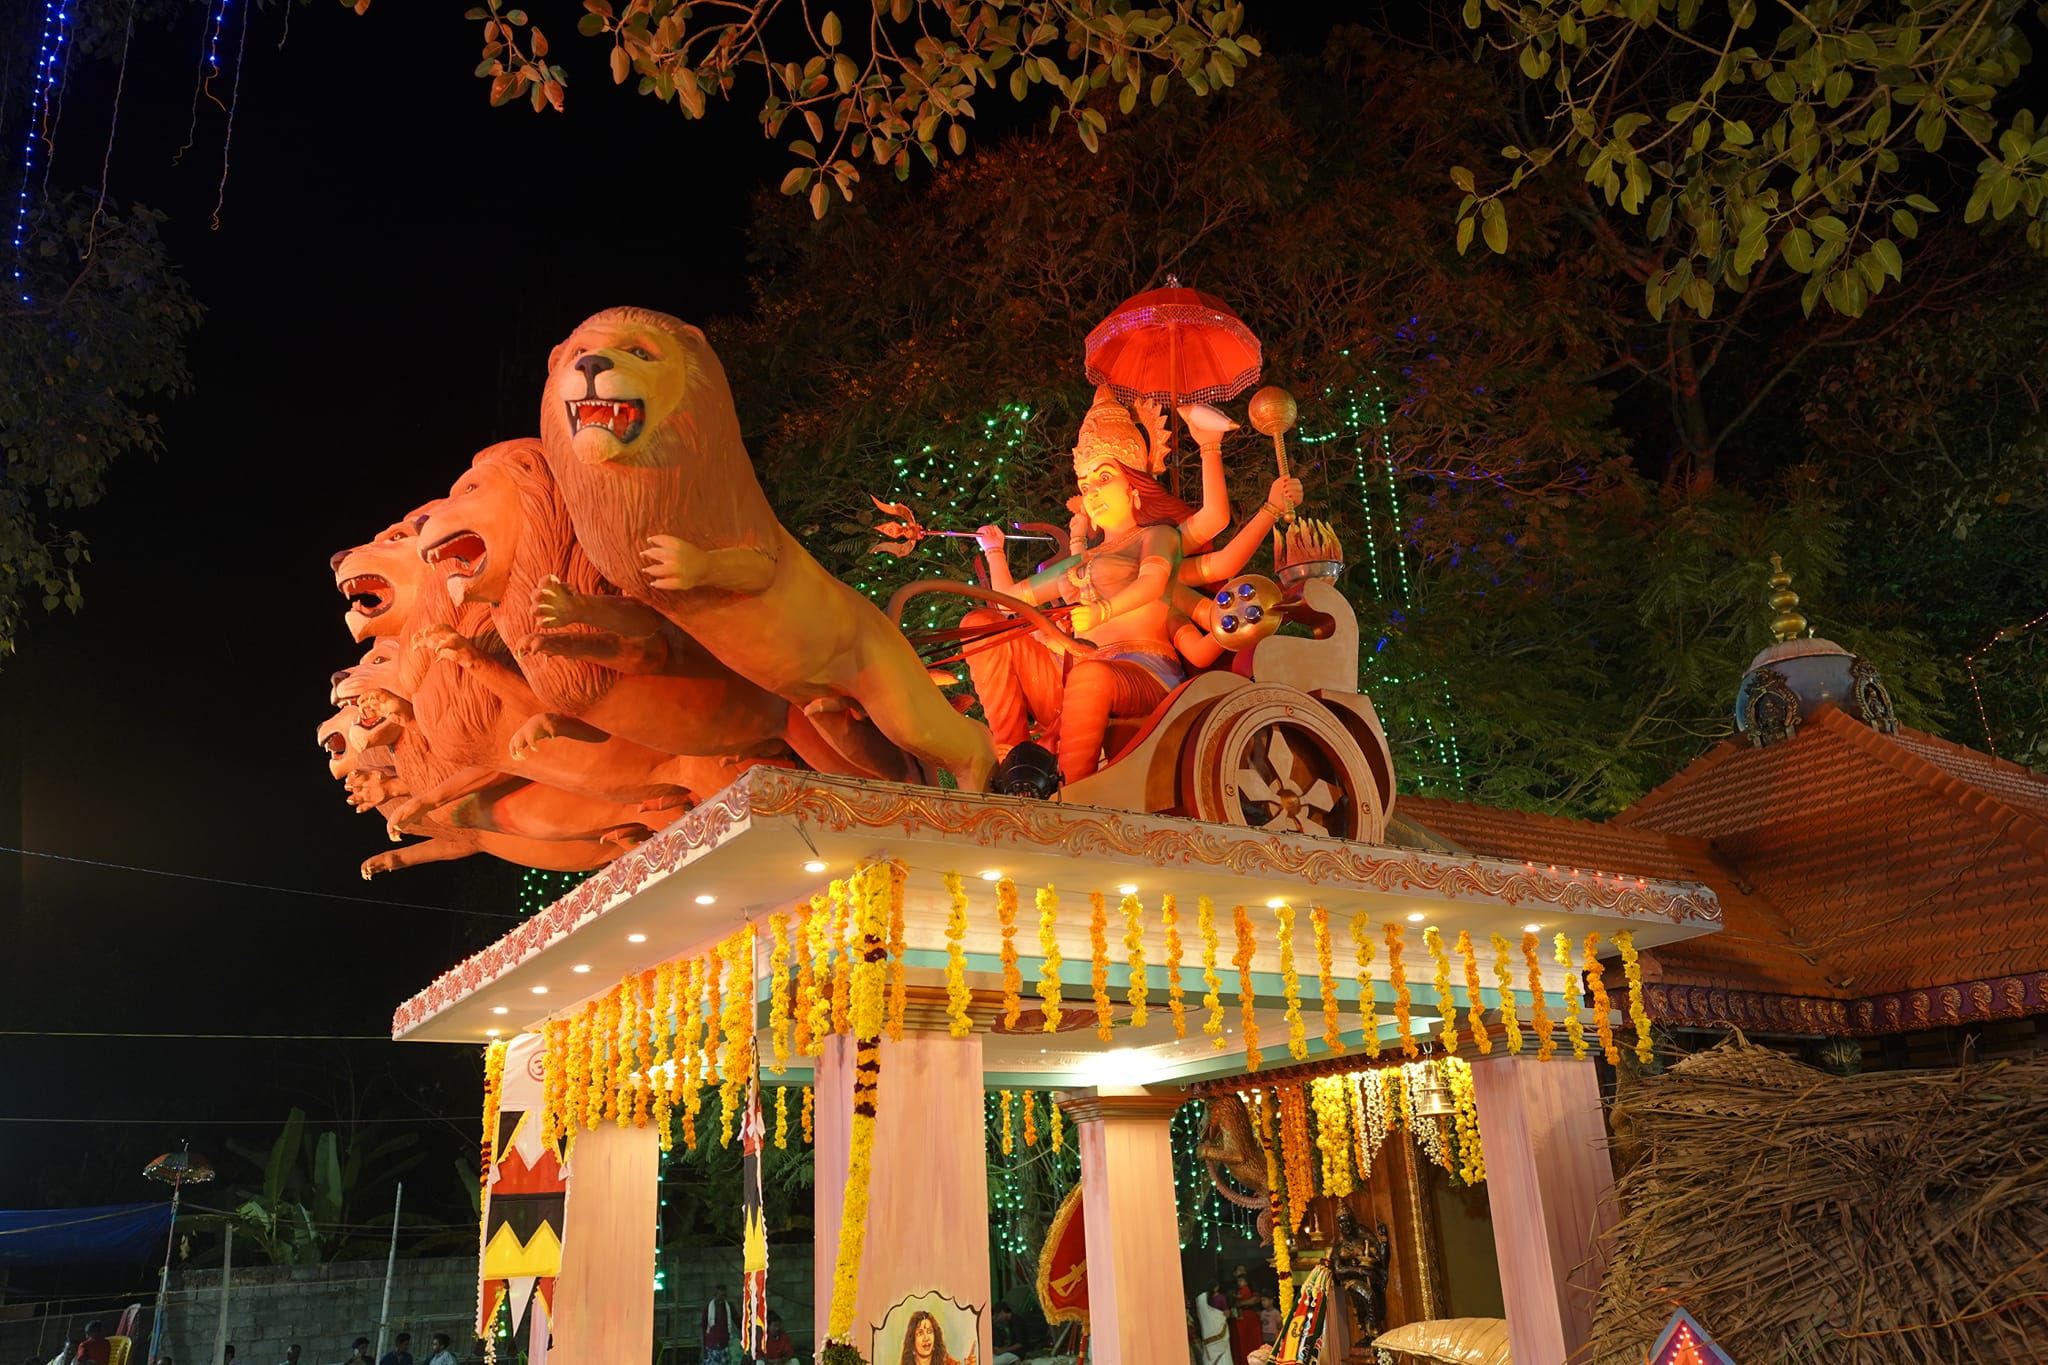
<box><xmin>793</xmin><ymin>901</ymin><xmax>818</xmax><ymax>1058</ymax></box>
<box><xmin>718</xmin><ymin>929</ymin><xmax>752</xmax><ymax>1146</ymax></box>
<box><xmin>769</xmin><ymin>912</ymin><xmax>793</xmax><ymax>1074</ymax></box>
<box><xmin>1089</xmin><ymin>891</ymin><xmax>1114</xmax><ymax>1042</ymax></box>
<box><xmin>1555</xmin><ymin>932</ymin><xmax>1586</xmax><ymax>1061</ymax></box>
<box><xmin>1424</xmin><ymin>925</ymin><xmax>1456</xmax><ymax>1055</ymax></box>
<box><xmin>679</xmin><ymin>957</ymin><xmax>705</xmax><ymax>1149</ymax></box>
<box><xmin>1313</xmin><ymin>905</ymin><xmax>1343</xmax><ymax>1056</ymax></box>
<box><xmin>1615</xmin><ymin>930</ymin><xmax>1656</xmax><ymax>1065</ymax></box>
<box><xmin>999</xmin><ymin>1088</ymin><xmax>1014</xmax><ymax>1155</ymax></box>
<box><xmin>1584</xmin><ymin>932</ymin><xmax>1619</xmax><ymax>1064</ymax></box>
<box><xmin>1200</xmin><ymin>896</ymin><xmax>1225</xmax><ymax>1048</ymax></box>
<box><xmin>885</xmin><ymin>862</ymin><xmax>908</xmax><ymax>1042</ymax></box>
<box><xmin>1352</xmin><ymin>912</ymin><xmax>1380</xmax><ymax>1059</ymax></box>
<box><xmin>1037</xmin><ymin>884</ymin><xmax>1063</xmax><ymax>1032</ymax></box>
<box><xmin>1524</xmin><ymin>932</ymin><xmax>1555</xmax><ymax>1061</ymax></box>
<box><xmin>800</xmin><ymin>1083</ymin><xmax>814</xmax><ymax>1145</ymax></box>
<box><xmin>1121</xmin><ymin>891</ymin><xmax>1148</xmax><ymax>1029</ymax></box>
<box><xmin>806</xmin><ymin>893</ymin><xmax>833</xmax><ymax>1051</ymax></box>
<box><xmin>1490</xmin><ymin>934</ymin><xmax>1522</xmax><ymax>1055</ymax></box>
<box><xmin>1162</xmin><ymin>894</ymin><xmax>1186</xmax><ymax>1039</ymax></box>
<box><xmin>1456</xmin><ymin>930</ymin><xmax>1491</xmax><ymax>1056</ymax></box>
<box><xmin>633</xmin><ymin>971</ymin><xmax>655</xmax><ymax>1128</ymax></box>
<box><xmin>1277</xmin><ymin>1081</ymin><xmax>1314</xmax><ymax>1230</ymax></box>
<box><xmin>944</xmin><ymin>872</ymin><xmax>972</xmax><ymax>1038</ymax></box>
<box><xmin>1232</xmin><ymin>904</ymin><xmax>1262</xmax><ymax>1071</ymax></box>
<box><xmin>1386</xmin><ymin>921</ymin><xmax>1415</xmax><ymax>1057</ymax></box>
<box><xmin>996</xmin><ymin>877</ymin><xmax>1023</xmax><ymax>1027</ymax></box>
<box><xmin>1249</xmin><ymin>1091</ymin><xmax>1293</xmax><ymax>1318</ymax></box>
<box><xmin>539</xmin><ymin>1018</ymin><xmax>564</xmax><ymax>1153</ymax></box>
<box><xmin>1022</xmin><ymin>1088</ymin><xmax>1038</xmax><ymax>1146</ymax></box>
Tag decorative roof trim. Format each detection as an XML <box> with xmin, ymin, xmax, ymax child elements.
<box><xmin>1646</xmin><ymin>971</ymin><xmax>2048</xmax><ymax>1037</ymax></box>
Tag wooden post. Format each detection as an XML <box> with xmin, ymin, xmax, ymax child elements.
<box><xmin>1059</xmin><ymin>1089</ymin><xmax>1189</xmax><ymax>1365</ymax></box>
<box><xmin>552</xmin><ymin>1121</ymin><xmax>661</xmax><ymax>1359</ymax></box>
<box><xmin>1466</xmin><ymin>1050</ymin><xmax>1615</xmax><ymax>1365</ymax></box>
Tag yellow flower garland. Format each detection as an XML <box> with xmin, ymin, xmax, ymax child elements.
<box><xmin>774</xmin><ymin>1083</ymin><xmax>789</xmax><ymax>1150</ymax></box>
<box><xmin>539</xmin><ymin>1019</ymin><xmax>563</xmax><ymax>1154</ymax></box>
<box><xmin>1386</xmin><ymin>922</ymin><xmax>1415</xmax><ymax>1057</ymax></box>
<box><xmin>1425</xmin><ymin>926</ymin><xmax>1457</xmax><ymax>1055</ymax></box>
<box><xmin>1445</xmin><ymin>1057</ymin><xmax>1486</xmax><ymax>1185</ymax></box>
<box><xmin>885</xmin><ymin>862</ymin><xmax>908</xmax><ymax>1043</ymax></box>
<box><xmin>1313</xmin><ymin>906</ymin><xmax>1343</xmax><ymax>1056</ymax></box>
<box><xmin>1555</xmin><ymin>932</ymin><xmax>1586</xmax><ymax>1061</ymax></box>
<box><xmin>944</xmin><ymin>872</ymin><xmax>972</xmax><ymax>1038</ymax></box>
<box><xmin>1250</xmin><ymin>1091</ymin><xmax>1293</xmax><ymax>1318</ymax></box>
<box><xmin>1276</xmin><ymin>904</ymin><xmax>1306</xmax><ymax>1062</ymax></box>
<box><xmin>996</xmin><ymin>877</ymin><xmax>1023</xmax><ymax>1028</ymax></box>
<box><xmin>1456</xmin><ymin>929</ymin><xmax>1491</xmax><ymax>1056</ymax></box>
<box><xmin>1615</xmin><ymin>930</ymin><xmax>1656</xmax><ymax>1065</ymax></box>
<box><xmin>1490</xmin><ymin>934</ymin><xmax>1522</xmax><ymax>1055</ymax></box>
<box><xmin>679</xmin><ymin>956</ymin><xmax>705</xmax><ymax>1149</ymax></box>
<box><xmin>616</xmin><ymin>975</ymin><xmax>640</xmax><ymax>1130</ymax></box>
<box><xmin>769</xmin><ymin>912</ymin><xmax>793</xmax><ymax>1075</ymax></box>
<box><xmin>999</xmin><ymin>1088</ymin><xmax>1014</xmax><ymax>1155</ymax></box>
<box><xmin>830</xmin><ymin>879</ymin><xmax>851</xmax><ymax>1036</ymax></box>
<box><xmin>1022</xmin><ymin>1089</ymin><xmax>1038</xmax><ymax>1147</ymax></box>
<box><xmin>1232</xmin><ymin>904</ymin><xmax>1262</xmax><ymax>1072</ymax></box>
<box><xmin>1121</xmin><ymin>891</ymin><xmax>1148</xmax><ymax>1029</ymax></box>
<box><xmin>1199</xmin><ymin>896</ymin><xmax>1225</xmax><ymax>1048</ymax></box>
<box><xmin>801</xmin><ymin>1084</ymin><xmax>814</xmax><ymax>1145</ymax></box>
<box><xmin>1309</xmin><ymin>1075</ymin><xmax>1354</xmax><ymax>1198</ymax></box>
<box><xmin>1162</xmin><ymin>894</ymin><xmax>1185</xmax><ymax>1039</ymax></box>
<box><xmin>793</xmin><ymin>903</ymin><xmax>818</xmax><ymax>1058</ymax></box>
<box><xmin>806</xmin><ymin>893</ymin><xmax>833</xmax><ymax>1051</ymax></box>
<box><xmin>1523</xmin><ymin>932</ymin><xmax>1555</xmax><ymax>1061</ymax></box>
<box><xmin>590</xmin><ymin>990</ymin><xmax>616</xmax><ymax>1129</ymax></box>
<box><xmin>1037</xmin><ymin>884</ymin><xmax>1063</xmax><ymax>1032</ymax></box>
<box><xmin>1089</xmin><ymin>891</ymin><xmax>1114</xmax><ymax>1042</ymax></box>
<box><xmin>719</xmin><ymin>929</ymin><xmax>752</xmax><ymax>1146</ymax></box>
<box><xmin>1050</xmin><ymin>1098</ymin><xmax>1063</xmax><ymax>1153</ymax></box>
<box><xmin>826</xmin><ymin>862</ymin><xmax>892</xmax><ymax>1345</ymax></box>
<box><xmin>1583</xmin><ymin>932</ymin><xmax>1619</xmax><ymax>1065</ymax></box>
<box><xmin>633</xmin><ymin>971</ymin><xmax>655</xmax><ymax>1129</ymax></box>
<box><xmin>480</xmin><ymin>1036</ymin><xmax>508</xmax><ymax>1340</ymax></box>
<box><xmin>1352</xmin><ymin>912</ymin><xmax>1380</xmax><ymax>1060</ymax></box>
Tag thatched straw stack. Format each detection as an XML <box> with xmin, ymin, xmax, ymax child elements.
<box><xmin>1588</xmin><ymin>1035</ymin><xmax>2048</xmax><ymax>1364</ymax></box>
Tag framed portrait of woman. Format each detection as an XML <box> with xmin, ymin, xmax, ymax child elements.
<box><xmin>873</xmin><ymin>1292</ymin><xmax>984</xmax><ymax>1365</ymax></box>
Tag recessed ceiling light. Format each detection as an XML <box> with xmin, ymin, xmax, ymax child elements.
<box><xmin>1524</xmin><ymin>923</ymin><xmax>1542</xmax><ymax>933</ymax></box>
<box><xmin>1406</xmin><ymin>912</ymin><xmax>1426</xmax><ymax>923</ymax></box>
<box><xmin>1117</xmin><ymin>883</ymin><xmax>1139</xmax><ymax>895</ymax></box>
<box><xmin>486</xmin><ymin>1029</ymin><xmax>501</xmax><ymax>1038</ymax></box>
<box><xmin>491</xmin><ymin>1006</ymin><xmax>509</xmax><ymax>1016</ymax></box>
<box><xmin>803</xmin><ymin>859</ymin><xmax>828</xmax><ymax>873</ymax></box>
<box><xmin>694</xmin><ymin>894</ymin><xmax>716</xmax><ymax>905</ymax></box>
<box><xmin>979</xmin><ymin>869</ymin><xmax>1002</xmax><ymax>882</ymax></box>
<box><xmin>1266</xmin><ymin>898</ymin><xmax>1286</xmax><ymax>909</ymax></box>
<box><xmin>627</xmin><ymin>932</ymin><xmax>647</xmax><ymax>944</ymax></box>
<box><xmin>531</xmin><ymin>986</ymin><xmax>549</xmax><ymax>995</ymax></box>
<box><xmin>572</xmin><ymin>964</ymin><xmax>592</xmax><ymax>974</ymax></box>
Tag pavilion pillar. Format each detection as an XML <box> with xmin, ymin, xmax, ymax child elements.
<box><xmin>1059</xmin><ymin>1088</ymin><xmax>1189</xmax><ymax>1365</ymax></box>
<box><xmin>814</xmin><ymin>1031</ymin><xmax>993</xmax><ymax>1364</ymax></box>
<box><xmin>552</xmin><ymin>1120</ymin><xmax>660</xmax><ymax>1359</ymax></box>
<box><xmin>1467</xmin><ymin>1049</ymin><xmax>1616</xmax><ymax>1365</ymax></box>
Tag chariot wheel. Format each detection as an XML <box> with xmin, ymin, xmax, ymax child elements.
<box><xmin>1179</xmin><ymin>684</ymin><xmax>1377</xmax><ymax>839</ymax></box>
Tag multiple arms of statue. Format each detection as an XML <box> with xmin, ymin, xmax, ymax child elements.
<box><xmin>1176</xmin><ymin>403</ymin><xmax>1239</xmax><ymax>552</ymax></box>
<box><xmin>1180</xmin><ymin>474</ymin><xmax>1302</xmax><ymax>585</ymax></box>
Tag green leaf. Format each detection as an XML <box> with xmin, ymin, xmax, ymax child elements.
<box><xmin>1871</xmin><ymin>238</ymin><xmax>1902</xmax><ymax>280</ymax></box>
<box><xmin>1481</xmin><ymin>198</ymin><xmax>1508</xmax><ymax>254</ymax></box>
<box><xmin>1119</xmin><ymin>81</ymin><xmax>1138</xmax><ymax>115</ymax></box>
<box><xmin>1721</xmin><ymin>119</ymin><xmax>1754</xmax><ymax>147</ymax></box>
<box><xmin>1891</xmin><ymin>207</ymin><xmax>1919</xmax><ymax>239</ymax></box>
<box><xmin>1456</xmin><ymin>213</ymin><xmax>1475</xmax><ymax>255</ymax></box>
<box><xmin>1781</xmin><ymin>227</ymin><xmax>1815</xmax><ymax>272</ymax></box>
<box><xmin>822</xmin><ymin>11</ymin><xmax>842</xmax><ymax>46</ymax></box>
<box><xmin>1519</xmin><ymin>43</ymin><xmax>1551</xmax><ymax>80</ymax></box>
<box><xmin>1450</xmin><ymin>165</ymin><xmax>1476</xmax><ymax>193</ymax></box>
<box><xmin>949</xmin><ymin>122</ymin><xmax>967</xmax><ymax>157</ymax></box>
<box><xmin>1904</xmin><ymin>193</ymin><xmax>1938</xmax><ymax>213</ymax></box>
<box><xmin>1808</xmin><ymin>214</ymin><xmax>1847</xmax><ymax>242</ymax></box>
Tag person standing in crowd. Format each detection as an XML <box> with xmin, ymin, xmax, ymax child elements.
<box><xmin>1193</xmin><ymin>1280</ymin><xmax>1231</xmax><ymax>1365</ymax></box>
<box><xmin>377</xmin><ymin>1334</ymin><xmax>414</xmax><ymax>1365</ymax></box>
<box><xmin>702</xmin><ymin>1286</ymin><xmax>736</xmax><ymax>1365</ymax></box>
<box><xmin>1259</xmin><ymin>1298</ymin><xmax>1281</xmax><ymax>1344</ymax></box>
<box><xmin>277</xmin><ymin>1347</ymin><xmax>302</xmax><ymax>1365</ymax></box>
<box><xmin>423</xmin><ymin>1335</ymin><xmax>458</xmax><ymax>1365</ymax></box>
<box><xmin>222</xmin><ymin>1348</ymin><xmax>235</xmax><ymax>1365</ymax></box>
<box><xmin>73</xmin><ymin>1325</ymin><xmax>110</xmax><ymax>1365</ymax></box>
<box><xmin>345</xmin><ymin>1341</ymin><xmax>375</xmax><ymax>1365</ymax></box>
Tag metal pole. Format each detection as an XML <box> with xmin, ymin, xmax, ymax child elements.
<box><xmin>211</xmin><ymin>1223</ymin><xmax>233</xmax><ymax>1365</ymax></box>
<box><xmin>148</xmin><ymin>1171</ymin><xmax>184</xmax><ymax>1363</ymax></box>
<box><xmin>374</xmin><ymin>1182</ymin><xmax>403</xmax><ymax>1360</ymax></box>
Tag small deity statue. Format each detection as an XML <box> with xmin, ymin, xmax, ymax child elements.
<box><xmin>1325</xmin><ymin>1208</ymin><xmax>1391</xmax><ymax>1346</ymax></box>
<box><xmin>966</xmin><ymin>387</ymin><xmax>1300</xmax><ymax>784</ymax></box>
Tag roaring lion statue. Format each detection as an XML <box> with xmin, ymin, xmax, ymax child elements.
<box><xmin>537</xmin><ymin>307</ymin><xmax>995</xmax><ymax>791</ymax></box>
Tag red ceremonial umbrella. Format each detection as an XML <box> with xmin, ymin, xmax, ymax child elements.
<box><xmin>1083</xmin><ymin>278</ymin><xmax>1262</xmax><ymax>407</ymax></box>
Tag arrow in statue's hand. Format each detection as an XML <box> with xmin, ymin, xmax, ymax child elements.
<box><xmin>867</xmin><ymin>494</ymin><xmax>1054</xmax><ymax>557</ymax></box>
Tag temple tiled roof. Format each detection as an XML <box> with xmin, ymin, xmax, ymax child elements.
<box><xmin>1397</xmin><ymin>708</ymin><xmax>2048</xmax><ymax>1033</ymax></box>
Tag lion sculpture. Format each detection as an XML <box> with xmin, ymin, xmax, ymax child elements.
<box><xmin>1196</xmin><ymin>1094</ymin><xmax>1275</xmax><ymax>1239</ymax></box>
<box><xmin>537</xmin><ymin>306</ymin><xmax>995</xmax><ymax>790</ymax></box>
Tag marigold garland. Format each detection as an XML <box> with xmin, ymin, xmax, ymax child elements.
<box><xmin>1424</xmin><ymin>925</ymin><xmax>1456</xmax><ymax>1055</ymax></box>
<box><xmin>1456</xmin><ymin>929</ymin><xmax>1491</xmax><ymax>1056</ymax></box>
<box><xmin>1122</xmin><ymin>892</ymin><xmax>1148</xmax><ymax>1029</ymax></box>
<box><xmin>1309</xmin><ymin>1074</ymin><xmax>1354</xmax><ymax>1198</ymax></box>
<box><xmin>998</xmin><ymin>1088</ymin><xmax>1015</xmax><ymax>1155</ymax></box>
<box><xmin>1022</xmin><ymin>1088</ymin><xmax>1038</xmax><ymax>1147</ymax></box>
<box><xmin>590</xmin><ymin>990</ymin><xmax>616</xmax><ymax>1129</ymax></box>
<box><xmin>1037</xmin><ymin>884</ymin><xmax>1063</xmax><ymax>1032</ymax></box>
<box><xmin>1088</xmin><ymin>891</ymin><xmax>1114</xmax><ymax>1042</ymax></box>
<box><xmin>806</xmin><ymin>893</ymin><xmax>833</xmax><ymax>1050</ymax></box>
<box><xmin>1199</xmin><ymin>896</ymin><xmax>1225</xmax><ymax>1048</ymax></box>
<box><xmin>826</xmin><ymin>862</ymin><xmax>891</xmax><ymax>1346</ymax></box>
<box><xmin>1162</xmin><ymin>894</ymin><xmax>1185</xmax><ymax>1039</ymax></box>
<box><xmin>774</xmin><ymin>1083</ymin><xmax>789</xmax><ymax>1150</ymax></box>
<box><xmin>679</xmin><ymin>956</ymin><xmax>706</xmax><ymax>1148</ymax></box>
<box><xmin>617</xmin><ymin>973</ymin><xmax>641</xmax><ymax>1130</ymax></box>
<box><xmin>830</xmin><ymin>879</ymin><xmax>852</xmax><ymax>1035</ymax></box>
<box><xmin>719</xmin><ymin>929</ymin><xmax>752</xmax><ymax>1146</ymax></box>
<box><xmin>1277</xmin><ymin>1081</ymin><xmax>1315</xmax><ymax>1228</ymax></box>
<box><xmin>1352</xmin><ymin>912</ymin><xmax>1380</xmax><ymax>1060</ymax></box>
<box><xmin>539</xmin><ymin>1019</ymin><xmax>564</xmax><ymax>1154</ymax></box>
<box><xmin>1555</xmin><ymin>932</ymin><xmax>1586</xmax><ymax>1060</ymax></box>
<box><xmin>480</xmin><ymin>1036</ymin><xmax>508</xmax><ymax>1203</ymax></box>
<box><xmin>632</xmin><ymin>971</ymin><xmax>655</xmax><ymax>1129</ymax></box>
<box><xmin>1276</xmin><ymin>904</ymin><xmax>1307</xmax><ymax>1062</ymax></box>
<box><xmin>944</xmin><ymin>872</ymin><xmax>972</xmax><ymax>1038</ymax></box>
<box><xmin>1232</xmin><ymin>905</ymin><xmax>1262</xmax><ymax>1071</ymax></box>
<box><xmin>1615</xmin><ymin>930</ymin><xmax>1656</xmax><ymax>1065</ymax></box>
<box><xmin>1583</xmin><ymin>932</ymin><xmax>1619</xmax><ymax>1064</ymax></box>
<box><xmin>768</xmin><ymin>912</ymin><xmax>793</xmax><ymax>1074</ymax></box>
<box><xmin>1312</xmin><ymin>906</ymin><xmax>1343</xmax><ymax>1056</ymax></box>
<box><xmin>1445</xmin><ymin>1057</ymin><xmax>1485</xmax><ymax>1185</ymax></box>
<box><xmin>1050</xmin><ymin>1097</ymin><xmax>1064</xmax><ymax>1153</ymax></box>
<box><xmin>1249</xmin><ymin>1091</ymin><xmax>1293</xmax><ymax>1318</ymax></box>
<box><xmin>885</xmin><ymin>861</ymin><xmax>909</xmax><ymax>1042</ymax></box>
<box><xmin>1523</xmin><ymin>932</ymin><xmax>1555</xmax><ymax>1061</ymax></box>
<box><xmin>800</xmin><ymin>1084</ymin><xmax>814</xmax><ymax>1145</ymax></box>
<box><xmin>794</xmin><ymin>901</ymin><xmax>819</xmax><ymax>1058</ymax></box>
<box><xmin>1490</xmin><ymin>934</ymin><xmax>1522</xmax><ymax>1055</ymax></box>
<box><xmin>1386</xmin><ymin>921</ymin><xmax>1415</xmax><ymax>1057</ymax></box>
<box><xmin>996</xmin><ymin>877</ymin><xmax>1023</xmax><ymax>1027</ymax></box>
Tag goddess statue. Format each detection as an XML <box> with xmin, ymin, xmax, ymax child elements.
<box><xmin>964</xmin><ymin>386</ymin><xmax>1300</xmax><ymax>785</ymax></box>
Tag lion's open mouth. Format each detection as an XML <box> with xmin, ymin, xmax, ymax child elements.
<box><xmin>423</xmin><ymin>531</ymin><xmax>488</xmax><ymax>581</ymax></box>
<box><xmin>341</xmin><ymin>574</ymin><xmax>393</xmax><ymax>618</ymax></box>
<box><xmin>568</xmin><ymin>398</ymin><xmax>645</xmax><ymax>443</ymax></box>
<box><xmin>322</xmin><ymin>731</ymin><xmax>349</xmax><ymax>756</ymax></box>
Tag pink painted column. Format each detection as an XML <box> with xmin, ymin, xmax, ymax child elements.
<box><xmin>814</xmin><ymin>1031</ymin><xmax>994</xmax><ymax>1363</ymax></box>
<box><xmin>1467</xmin><ymin>1052</ymin><xmax>1616</xmax><ymax>1365</ymax></box>
<box><xmin>552</xmin><ymin>1120</ymin><xmax>660</xmax><ymax>1358</ymax></box>
<box><xmin>1060</xmin><ymin>1089</ymin><xmax>1188</xmax><ymax>1365</ymax></box>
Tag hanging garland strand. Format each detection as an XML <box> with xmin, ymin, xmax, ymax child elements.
<box><xmin>1313</xmin><ymin>905</ymin><xmax>1343</xmax><ymax>1056</ymax></box>
<box><xmin>997</xmin><ymin>877</ymin><xmax>1023</xmax><ymax>1028</ymax></box>
<box><xmin>944</xmin><ymin>872</ymin><xmax>972</xmax><ymax>1038</ymax></box>
<box><xmin>1352</xmin><ymin>912</ymin><xmax>1380</xmax><ymax>1060</ymax></box>
<box><xmin>1523</xmin><ymin>932</ymin><xmax>1554</xmax><ymax>1061</ymax></box>
<box><xmin>1232</xmin><ymin>905</ymin><xmax>1262</xmax><ymax>1072</ymax></box>
<box><xmin>1584</xmin><ymin>932</ymin><xmax>1620</xmax><ymax>1065</ymax></box>
<box><xmin>1277</xmin><ymin>903</ymin><xmax>1307</xmax><ymax>1062</ymax></box>
<box><xmin>1386</xmin><ymin>921</ymin><xmax>1415</xmax><ymax>1058</ymax></box>
<box><xmin>1425</xmin><ymin>926</ymin><xmax>1456</xmax><ymax>1055</ymax></box>
<box><xmin>1162</xmin><ymin>894</ymin><xmax>1185</xmax><ymax>1039</ymax></box>
<box><xmin>825</xmin><ymin>862</ymin><xmax>893</xmax><ymax>1346</ymax></box>
<box><xmin>885</xmin><ymin>862</ymin><xmax>909</xmax><ymax>1042</ymax></box>
<box><xmin>1490</xmin><ymin>934</ymin><xmax>1522</xmax><ymax>1055</ymax></box>
<box><xmin>1615</xmin><ymin>931</ymin><xmax>1657</xmax><ymax>1065</ymax></box>
<box><xmin>769</xmin><ymin>912</ymin><xmax>793</xmax><ymax>1074</ymax></box>
<box><xmin>1556</xmin><ymin>932</ymin><xmax>1587</xmax><ymax>1061</ymax></box>
<box><xmin>1200</xmin><ymin>896</ymin><xmax>1225</xmax><ymax>1048</ymax></box>
<box><xmin>1456</xmin><ymin>930</ymin><xmax>1491</xmax><ymax>1056</ymax></box>
<box><xmin>1089</xmin><ymin>891</ymin><xmax>1114</xmax><ymax>1042</ymax></box>
<box><xmin>1037</xmin><ymin>885</ymin><xmax>1063</xmax><ymax>1032</ymax></box>
<box><xmin>1122</xmin><ymin>890</ymin><xmax>1149</xmax><ymax>1029</ymax></box>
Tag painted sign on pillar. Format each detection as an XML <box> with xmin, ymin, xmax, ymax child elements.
<box><xmin>873</xmin><ymin>1293</ymin><xmax>984</xmax><ymax>1365</ymax></box>
<box><xmin>481</xmin><ymin>1032</ymin><xmax>566</xmax><ymax>1339</ymax></box>
<box><xmin>742</xmin><ymin>1074</ymin><xmax>769</xmax><ymax>1359</ymax></box>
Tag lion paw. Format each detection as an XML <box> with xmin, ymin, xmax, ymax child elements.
<box><xmin>531</xmin><ymin>575</ymin><xmax>584</xmax><ymax>630</ymax></box>
<box><xmin>643</xmin><ymin>534</ymin><xmax>710</xmax><ymax>592</ymax></box>
<box><xmin>414</xmin><ymin>623</ymin><xmax>480</xmax><ymax>666</ymax></box>
<box><xmin>516</xmin><ymin>629</ymin><xmax>608</xmax><ymax>661</ymax></box>
<box><xmin>361</xmin><ymin>852</ymin><xmax>403</xmax><ymax>879</ymax></box>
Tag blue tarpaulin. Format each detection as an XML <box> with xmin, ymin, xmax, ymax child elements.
<box><xmin>0</xmin><ymin>1203</ymin><xmax>171</xmax><ymax>1264</ymax></box>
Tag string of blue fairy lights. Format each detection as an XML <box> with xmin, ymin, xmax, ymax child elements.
<box><xmin>10</xmin><ymin>0</ymin><xmax>73</xmax><ymax>304</ymax></box>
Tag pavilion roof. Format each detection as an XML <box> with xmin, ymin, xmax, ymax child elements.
<box><xmin>1399</xmin><ymin>707</ymin><xmax>2048</xmax><ymax>1034</ymax></box>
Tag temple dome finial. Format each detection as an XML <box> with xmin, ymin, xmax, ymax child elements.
<box><xmin>1734</xmin><ymin>556</ymin><xmax>1897</xmax><ymax>748</ymax></box>
<box><xmin>1767</xmin><ymin>553</ymin><xmax>1808</xmax><ymax>643</ymax></box>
